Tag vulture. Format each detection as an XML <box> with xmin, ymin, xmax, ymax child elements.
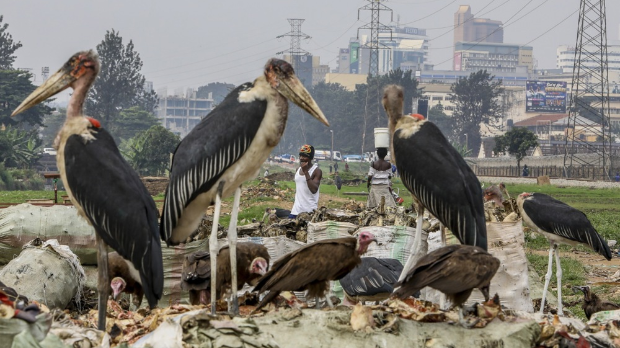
<box><xmin>108</xmin><ymin>252</ymin><xmax>145</xmax><ymax>309</ymax></box>
<box><xmin>182</xmin><ymin>242</ymin><xmax>270</xmax><ymax>305</ymax></box>
<box><xmin>517</xmin><ymin>192</ymin><xmax>611</xmax><ymax>315</ymax></box>
<box><xmin>573</xmin><ymin>286</ymin><xmax>620</xmax><ymax>320</ymax></box>
<box><xmin>253</xmin><ymin>231</ymin><xmax>377</xmax><ymax>311</ymax></box>
<box><xmin>483</xmin><ymin>185</ymin><xmax>504</xmax><ymax>206</ymax></box>
<box><xmin>340</xmin><ymin>257</ymin><xmax>403</xmax><ymax>305</ymax></box>
<box><xmin>394</xmin><ymin>244</ymin><xmax>500</xmax><ymax>327</ymax></box>
<box><xmin>381</xmin><ymin>85</ymin><xmax>487</xmax><ymax>285</ymax></box>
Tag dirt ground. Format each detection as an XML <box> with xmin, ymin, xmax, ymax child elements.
<box><xmin>530</xmin><ymin>248</ymin><xmax>620</xmax><ymax>284</ymax></box>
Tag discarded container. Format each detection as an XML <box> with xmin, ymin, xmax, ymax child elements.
<box><xmin>374</xmin><ymin>128</ymin><xmax>390</xmax><ymax>148</ymax></box>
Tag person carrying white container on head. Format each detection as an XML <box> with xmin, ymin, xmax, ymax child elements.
<box><xmin>366</xmin><ymin>148</ymin><xmax>396</xmax><ymax>209</ymax></box>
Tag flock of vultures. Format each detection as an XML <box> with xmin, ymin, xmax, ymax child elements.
<box><xmin>6</xmin><ymin>51</ymin><xmax>613</xmax><ymax>333</ymax></box>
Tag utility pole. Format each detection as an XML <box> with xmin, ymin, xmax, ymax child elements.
<box><xmin>277</xmin><ymin>19</ymin><xmax>312</xmax><ymax>147</ymax></box>
<box><xmin>357</xmin><ymin>0</ymin><xmax>393</xmax><ymax>77</ymax></box>
<box><xmin>563</xmin><ymin>0</ymin><xmax>612</xmax><ymax>180</ymax></box>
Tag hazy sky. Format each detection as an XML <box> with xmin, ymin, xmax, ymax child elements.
<box><xmin>4</xmin><ymin>0</ymin><xmax>620</xmax><ymax>102</ymax></box>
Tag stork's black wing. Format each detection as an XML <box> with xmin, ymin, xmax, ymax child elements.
<box><xmin>64</xmin><ymin>127</ymin><xmax>163</xmax><ymax>308</ymax></box>
<box><xmin>394</xmin><ymin>121</ymin><xmax>487</xmax><ymax>250</ymax></box>
<box><xmin>522</xmin><ymin>193</ymin><xmax>611</xmax><ymax>260</ymax></box>
<box><xmin>340</xmin><ymin>257</ymin><xmax>403</xmax><ymax>298</ymax></box>
<box><xmin>160</xmin><ymin>83</ymin><xmax>267</xmax><ymax>242</ymax></box>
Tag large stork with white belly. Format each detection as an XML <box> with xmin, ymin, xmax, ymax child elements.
<box><xmin>517</xmin><ymin>192</ymin><xmax>611</xmax><ymax>315</ymax></box>
<box><xmin>160</xmin><ymin>58</ymin><xmax>328</xmax><ymax>315</ymax></box>
<box><xmin>12</xmin><ymin>51</ymin><xmax>163</xmax><ymax>330</ymax></box>
<box><xmin>381</xmin><ymin>85</ymin><xmax>487</xmax><ymax>284</ymax></box>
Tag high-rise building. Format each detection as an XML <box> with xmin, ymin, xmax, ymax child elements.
<box><xmin>156</xmin><ymin>88</ymin><xmax>214</xmax><ymax>138</ymax></box>
<box><xmin>557</xmin><ymin>44</ymin><xmax>620</xmax><ymax>76</ymax></box>
<box><xmin>454</xmin><ymin>42</ymin><xmax>533</xmax><ymax>73</ymax></box>
<box><xmin>454</xmin><ymin>5</ymin><xmax>503</xmax><ymax>44</ymax></box>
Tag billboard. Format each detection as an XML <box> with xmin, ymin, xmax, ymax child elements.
<box><xmin>526</xmin><ymin>81</ymin><xmax>567</xmax><ymax>113</ymax></box>
<box><xmin>453</xmin><ymin>52</ymin><xmax>462</xmax><ymax>71</ymax></box>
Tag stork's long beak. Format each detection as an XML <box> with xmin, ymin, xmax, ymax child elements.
<box><xmin>277</xmin><ymin>74</ymin><xmax>329</xmax><ymax>127</ymax></box>
<box><xmin>12</xmin><ymin>67</ymin><xmax>76</xmax><ymax>117</ymax></box>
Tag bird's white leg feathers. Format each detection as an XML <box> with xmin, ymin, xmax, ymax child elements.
<box><xmin>210</xmin><ymin>182</ymin><xmax>225</xmax><ymax>314</ymax></box>
<box><xmin>96</xmin><ymin>234</ymin><xmax>110</xmax><ymax>331</ymax></box>
<box><xmin>540</xmin><ymin>243</ymin><xmax>555</xmax><ymax>314</ymax></box>
<box><xmin>439</xmin><ymin>223</ymin><xmax>447</xmax><ymax>309</ymax></box>
<box><xmin>228</xmin><ymin>186</ymin><xmax>242</xmax><ymax>316</ymax></box>
<box><xmin>555</xmin><ymin>246</ymin><xmax>563</xmax><ymax>316</ymax></box>
<box><xmin>399</xmin><ymin>207</ymin><xmax>424</xmax><ymax>283</ymax></box>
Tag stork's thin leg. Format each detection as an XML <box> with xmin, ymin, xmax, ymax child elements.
<box><xmin>315</xmin><ymin>296</ymin><xmax>320</xmax><ymax>309</ymax></box>
<box><xmin>439</xmin><ymin>224</ymin><xmax>447</xmax><ymax>309</ymax></box>
<box><xmin>399</xmin><ymin>201</ymin><xmax>424</xmax><ymax>282</ymax></box>
<box><xmin>228</xmin><ymin>186</ymin><xmax>242</xmax><ymax>316</ymax></box>
<box><xmin>325</xmin><ymin>294</ymin><xmax>334</xmax><ymax>308</ymax></box>
<box><xmin>210</xmin><ymin>181</ymin><xmax>225</xmax><ymax>315</ymax></box>
<box><xmin>555</xmin><ymin>246</ymin><xmax>563</xmax><ymax>316</ymax></box>
<box><xmin>540</xmin><ymin>243</ymin><xmax>555</xmax><ymax>314</ymax></box>
<box><xmin>96</xmin><ymin>234</ymin><xmax>109</xmax><ymax>331</ymax></box>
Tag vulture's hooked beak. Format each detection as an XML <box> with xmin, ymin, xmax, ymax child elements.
<box><xmin>12</xmin><ymin>64</ymin><xmax>76</xmax><ymax>117</ymax></box>
<box><xmin>572</xmin><ymin>286</ymin><xmax>587</xmax><ymax>294</ymax></box>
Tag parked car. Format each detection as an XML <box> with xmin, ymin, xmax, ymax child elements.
<box><xmin>276</xmin><ymin>154</ymin><xmax>296</xmax><ymax>163</ymax></box>
<box><xmin>344</xmin><ymin>155</ymin><xmax>364</xmax><ymax>163</ymax></box>
<box><xmin>42</xmin><ymin>147</ymin><xmax>57</xmax><ymax>156</ymax></box>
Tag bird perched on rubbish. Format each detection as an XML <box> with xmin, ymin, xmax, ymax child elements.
<box><xmin>160</xmin><ymin>58</ymin><xmax>328</xmax><ymax>315</ymax></box>
<box><xmin>253</xmin><ymin>231</ymin><xmax>377</xmax><ymax>311</ymax></box>
<box><xmin>394</xmin><ymin>244</ymin><xmax>500</xmax><ymax>327</ymax></box>
<box><xmin>182</xmin><ymin>242</ymin><xmax>270</xmax><ymax>305</ymax></box>
<box><xmin>11</xmin><ymin>51</ymin><xmax>163</xmax><ymax>331</ymax></box>
<box><xmin>340</xmin><ymin>257</ymin><xmax>403</xmax><ymax>305</ymax></box>
<box><xmin>517</xmin><ymin>192</ymin><xmax>611</xmax><ymax>316</ymax></box>
<box><xmin>572</xmin><ymin>285</ymin><xmax>620</xmax><ymax>320</ymax></box>
<box><xmin>108</xmin><ymin>252</ymin><xmax>145</xmax><ymax>309</ymax></box>
<box><xmin>483</xmin><ymin>185</ymin><xmax>504</xmax><ymax>207</ymax></box>
<box><xmin>381</xmin><ymin>85</ymin><xmax>487</xmax><ymax>285</ymax></box>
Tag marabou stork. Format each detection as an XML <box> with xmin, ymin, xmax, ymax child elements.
<box><xmin>160</xmin><ymin>58</ymin><xmax>328</xmax><ymax>315</ymax></box>
<box><xmin>394</xmin><ymin>244</ymin><xmax>499</xmax><ymax>327</ymax></box>
<box><xmin>517</xmin><ymin>192</ymin><xmax>611</xmax><ymax>315</ymax></box>
<box><xmin>12</xmin><ymin>51</ymin><xmax>163</xmax><ymax>330</ymax></box>
<box><xmin>339</xmin><ymin>257</ymin><xmax>403</xmax><ymax>305</ymax></box>
<box><xmin>381</xmin><ymin>85</ymin><xmax>487</xmax><ymax>284</ymax></box>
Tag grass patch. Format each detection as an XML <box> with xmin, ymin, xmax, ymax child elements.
<box><xmin>0</xmin><ymin>190</ymin><xmax>67</xmax><ymax>203</ymax></box>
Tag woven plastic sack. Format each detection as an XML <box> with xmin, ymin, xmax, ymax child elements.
<box><xmin>422</xmin><ymin>222</ymin><xmax>533</xmax><ymax>312</ymax></box>
<box><xmin>0</xmin><ymin>204</ymin><xmax>97</xmax><ymax>265</ymax></box>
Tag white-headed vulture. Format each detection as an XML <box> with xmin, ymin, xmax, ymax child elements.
<box><xmin>394</xmin><ymin>244</ymin><xmax>499</xmax><ymax>327</ymax></box>
<box><xmin>382</xmin><ymin>85</ymin><xmax>487</xmax><ymax>282</ymax></box>
<box><xmin>12</xmin><ymin>51</ymin><xmax>163</xmax><ymax>330</ymax></box>
<box><xmin>340</xmin><ymin>257</ymin><xmax>403</xmax><ymax>305</ymax></box>
<box><xmin>160</xmin><ymin>58</ymin><xmax>328</xmax><ymax>315</ymax></box>
<box><xmin>572</xmin><ymin>285</ymin><xmax>620</xmax><ymax>319</ymax></box>
<box><xmin>252</xmin><ymin>231</ymin><xmax>377</xmax><ymax>311</ymax></box>
<box><xmin>517</xmin><ymin>192</ymin><xmax>612</xmax><ymax>315</ymax></box>
<box><xmin>181</xmin><ymin>242</ymin><xmax>269</xmax><ymax>305</ymax></box>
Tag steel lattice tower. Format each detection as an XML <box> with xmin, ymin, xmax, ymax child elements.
<box><xmin>277</xmin><ymin>19</ymin><xmax>311</xmax><ymax>70</ymax></box>
<box><xmin>357</xmin><ymin>0</ymin><xmax>393</xmax><ymax>77</ymax></box>
<box><xmin>563</xmin><ymin>0</ymin><xmax>612</xmax><ymax>180</ymax></box>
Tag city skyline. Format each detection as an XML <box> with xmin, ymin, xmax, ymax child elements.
<box><xmin>4</xmin><ymin>0</ymin><xmax>620</xmax><ymax>102</ymax></box>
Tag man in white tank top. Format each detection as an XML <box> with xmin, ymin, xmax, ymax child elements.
<box><xmin>289</xmin><ymin>144</ymin><xmax>323</xmax><ymax>218</ymax></box>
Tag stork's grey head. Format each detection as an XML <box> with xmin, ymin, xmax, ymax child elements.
<box><xmin>12</xmin><ymin>50</ymin><xmax>100</xmax><ymax>117</ymax></box>
<box><xmin>264</xmin><ymin>58</ymin><xmax>329</xmax><ymax>127</ymax></box>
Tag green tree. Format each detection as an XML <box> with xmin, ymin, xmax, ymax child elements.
<box><xmin>0</xmin><ymin>70</ymin><xmax>54</xmax><ymax>127</ymax></box>
<box><xmin>114</xmin><ymin>106</ymin><xmax>159</xmax><ymax>142</ymax></box>
<box><xmin>0</xmin><ymin>125</ymin><xmax>41</xmax><ymax>168</ymax></box>
<box><xmin>450</xmin><ymin>70</ymin><xmax>504</xmax><ymax>154</ymax></box>
<box><xmin>427</xmin><ymin>103</ymin><xmax>453</xmax><ymax>140</ymax></box>
<box><xmin>39</xmin><ymin>109</ymin><xmax>65</xmax><ymax>147</ymax></box>
<box><xmin>122</xmin><ymin>125</ymin><xmax>179</xmax><ymax>176</ymax></box>
<box><xmin>85</xmin><ymin>29</ymin><xmax>158</xmax><ymax>134</ymax></box>
<box><xmin>493</xmin><ymin>127</ymin><xmax>539</xmax><ymax>170</ymax></box>
<box><xmin>0</xmin><ymin>16</ymin><xmax>22</xmax><ymax>69</ymax></box>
